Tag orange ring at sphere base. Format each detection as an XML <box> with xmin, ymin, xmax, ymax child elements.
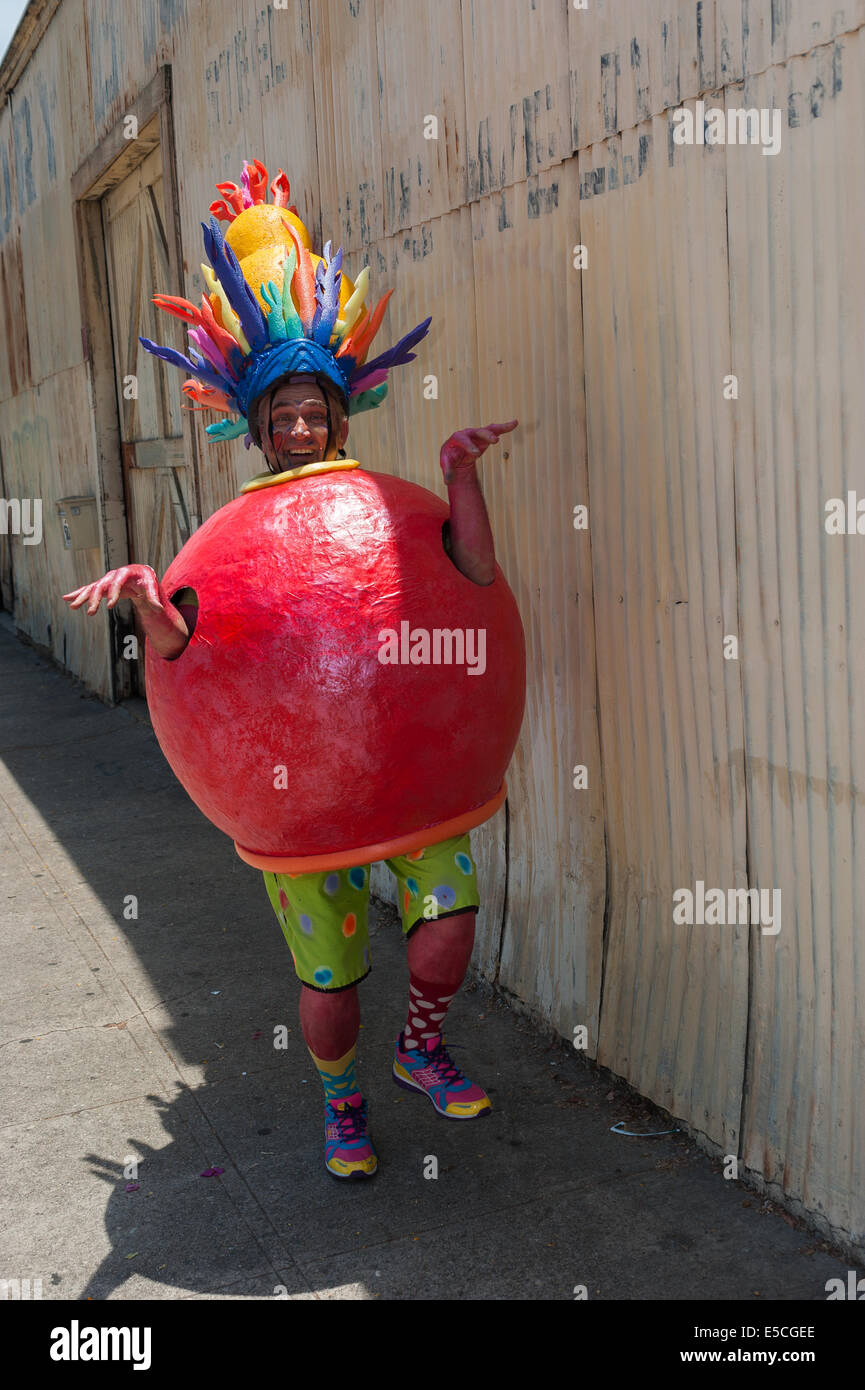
<box><xmin>233</xmin><ymin>782</ymin><xmax>508</xmax><ymax>873</ymax></box>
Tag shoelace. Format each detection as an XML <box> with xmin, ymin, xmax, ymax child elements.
<box><xmin>420</xmin><ymin>1040</ymin><xmax>466</xmax><ymax>1087</ymax></box>
<box><xmin>329</xmin><ymin>1099</ymin><xmax>367</xmax><ymax>1141</ymax></box>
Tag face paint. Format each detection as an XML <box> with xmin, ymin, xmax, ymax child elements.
<box><xmin>257</xmin><ymin>379</ymin><xmax>347</xmax><ymax>468</ymax></box>
<box><xmin>260</xmin><ymin>388</ymin><xmax>281</xmax><ymax>473</ymax></box>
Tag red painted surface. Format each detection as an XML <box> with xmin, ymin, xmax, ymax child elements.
<box><xmin>145</xmin><ymin>468</ymin><xmax>526</xmax><ymax>859</ymax></box>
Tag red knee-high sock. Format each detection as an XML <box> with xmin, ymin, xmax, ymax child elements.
<box><xmin>403</xmin><ymin>974</ymin><xmax>460</xmax><ymax>1049</ymax></box>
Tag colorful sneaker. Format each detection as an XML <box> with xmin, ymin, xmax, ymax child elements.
<box><xmin>392</xmin><ymin>1032</ymin><xmax>491</xmax><ymax>1118</ymax></box>
<box><xmin>324</xmin><ymin>1092</ymin><xmax>378</xmax><ymax>1179</ymax></box>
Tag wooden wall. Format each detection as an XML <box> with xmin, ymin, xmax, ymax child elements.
<box><xmin>1</xmin><ymin>0</ymin><xmax>863</xmax><ymax>1256</ymax></box>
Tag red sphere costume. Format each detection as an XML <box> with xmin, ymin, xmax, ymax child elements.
<box><xmin>146</xmin><ymin>463</ymin><xmax>525</xmax><ymax>870</ymax></box>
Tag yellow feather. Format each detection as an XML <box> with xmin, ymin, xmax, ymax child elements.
<box><xmin>200</xmin><ymin>263</ymin><xmax>251</xmax><ymax>354</ymax></box>
<box><xmin>341</xmin><ymin>266</ymin><xmax>369</xmax><ymax>335</ymax></box>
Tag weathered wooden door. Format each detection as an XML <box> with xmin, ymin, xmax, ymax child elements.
<box><xmin>102</xmin><ymin>145</ymin><xmax>194</xmax><ymax>694</ymax></box>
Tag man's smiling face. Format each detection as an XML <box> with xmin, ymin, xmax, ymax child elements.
<box><xmin>260</xmin><ymin>376</ymin><xmax>349</xmax><ymax>469</ymax></box>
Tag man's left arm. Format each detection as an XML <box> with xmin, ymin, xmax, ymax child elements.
<box><xmin>440</xmin><ymin>420</ymin><xmax>518</xmax><ymax>586</ymax></box>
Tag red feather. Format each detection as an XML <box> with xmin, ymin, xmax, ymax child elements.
<box><xmin>271</xmin><ymin>169</ymin><xmax>290</xmax><ymax>208</ymax></box>
<box><xmin>247</xmin><ymin>158</ymin><xmax>268</xmax><ymax>204</ymax></box>
<box><xmin>215</xmin><ymin>181</ymin><xmax>244</xmax><ymax>215</ymax></box>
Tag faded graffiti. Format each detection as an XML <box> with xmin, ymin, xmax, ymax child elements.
<box><xmin>90</xmin><ymin>15</ymin><xmax>120</xmax><ymax>130</ymax></box>
<box><xmin>12</xmin><ymin>96</ymin><xmax>35</xmax><ymax>213</ymax></box>
<box><xmin>0</xmin><ymin>144</ymin><xmax>12</xmax><ymax>241</ymax></box>
<box><xmin>35</xmin><ymin>73</ymin><xmax>56</xmax><ymax>184</ymax></box>
<box><xmin>205</xmin><ymin>13</ymin><xmax>288</xmax><ymax>127</ymax></box>
<box><xmin>580</xmin><ymin>134</ymin><xmax>650</xmax><ymax>201</ymax></box>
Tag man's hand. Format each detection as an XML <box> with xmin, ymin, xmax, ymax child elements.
<box><xmin>439</xmin><ymin>420</ymin><xmax>518</xmax><ymax>585</ymax></box>
<box><xmin>63</xmin><ymin>564</ymin><xmax>163</xmax><ymax>615</ymax></box>
<box><xmin>439</xmin><ymin>420</ymin><xmax>518</xmax><ymax>485</ymax></box>
<box><xmin>63</xmin><ymin>564</ymin><xmax>190</xmax><ymax>660</ymax></box>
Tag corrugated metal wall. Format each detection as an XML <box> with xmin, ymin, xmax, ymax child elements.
<box><xmin>0</xmin><ymin>0</ymin><xmax>862</xmax><ymax>1255</ymax></box>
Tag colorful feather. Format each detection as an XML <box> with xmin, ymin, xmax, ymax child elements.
<box><xmin>187</xmin><ymin>326</ymin><xmax>235</xmax><ymax>382</ymax></box>
<box><xmin>246</xmin><ymin>158</ymin><xmax>268</xmax><ymax>204</ymax></box>
<box><xmin>348</xmin><ymin>289</ymin><xmax>394</xmax><ymax>365</ymax></box>
<box><xmin>280</xmin><ymin>217</ymin><xmax>316</xmax><ymax>332</ymax></box>
<box><xmin>201</xmin><ymin>264</ymin><xmax>251</xmax><ymax>354</ymax></box>
<box><xmin>280</xmin><ymin>245</ymin><xmax>303</xmax><ymax>337</ymax></box>
<box><xmin>349</xmin><ymin>383</ymin><xmax>389</xmax><ymax>415</ymax></box>
<box><xmin>182</xmin><ymin>380</ymin><xmax>235</xmax><ymax>412</ymax></box>
<box><xmin>311</xmin><ymin>241</ymin><xmax>343</xmax><ymax>346</ymax></box>
<box><xmin>151</xmin><ymin>293</ymin><xmax>205</xmax><ymax>329</ymax></box>
<box><xmin>138</xmin><ymin>336</ymin><xmax>231</xmax><ymax>397</ymax></box>
<box><xmin>270</xmin><ymin>169</ymin><xmax>290</xmax><ymax>207</ymax></box>
<box><xmin>352</xmin><ymin>316</ymin><xmax>432</xmax><ymax>379</ymax></box>
<box><xmin>202</xmin><ymin>216</ymin><xmax>268</xmax><ymax>351</ymax></box>
<box><xmin>335</xmin><ymin>304</ymin><xmax>370</xmax><ymax>361</ymax></box>
<box><xmin>261</xmin><ymin>279</ymin><xmax>288</xmax><ymax>343</ymax></box>
<box><xmin>206</xmin><ymin>416</ymin><xmax>250</xmax><ymax>440</ymax></box>
<box><xmin>349</xmin><ymin>366</ymin><xmax>389</xmax><ymax>395</ymax></box>
<box><xmin>198</xmin><ymin>294</ymin><xmax>245</xmax><ymax>374</ymax></box>
<box><xmin>341</xmin><ymin>266</ymin><xmax>369</xmax><ymax>334</ymax></box>
<box><xmin>215</xmin><ymin>181</ymin><xmax>244</xmax><ymax>216</ymax></box>
<box><xmin>209</xmin><ymin>198</ymin><xmax>237</xmax><ymax>224</ymax></box>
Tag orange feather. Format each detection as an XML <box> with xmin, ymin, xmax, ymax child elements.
<box><xmin>280</xmin><ymin>217</ymin><xmax>316</xmax><ymax>329</ymax></box>
<box><xmin>350</xmin><ymin>290</ymin><xmax>394</xmax><ymax>364</ymax></box>
<box><xmin>335</xmin><ymin>305</ymin><xmax>371</xmax><ymax>359</ymax></box>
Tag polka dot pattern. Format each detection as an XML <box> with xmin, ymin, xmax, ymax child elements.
<box><xmin>433</xmin><ymin>883</ymin><xmax>457</xmax><ymax>910</ymax></box>
<box><xmin>263</xmin><ymin>834</ymin><xmax>478</xmax><ymax>993</ymax></box>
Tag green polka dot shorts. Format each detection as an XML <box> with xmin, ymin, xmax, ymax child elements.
<box><xmin>262</xmin><ymin>832</ymin><xmax>480</xmax><ymax>991</ymax></box>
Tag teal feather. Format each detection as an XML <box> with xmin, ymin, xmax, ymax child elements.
<box><xmin>348</xmin><ymin>383</ymin><xmax>389</xmax><ymax>415</ymax></box>
<box><xmin>206</xmin><ymin>416</ymin><xmax>250</xmax><ymax>440</ymax></box>
<box><xmin>280</xmin><ymin>245</ymin><xmax>303</xmax><ymax>338</ymax></box>
<box><xmin>262</xmin><ymin>281</ymin><xmax>287</xmax><ymax>342</ymax></box>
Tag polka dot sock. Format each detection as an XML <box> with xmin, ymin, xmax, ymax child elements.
<box><xmin>403</xmin><ymin>975</ymin><xmax>459</xmax><ymax>1049</ymax></box>
<box><xmin>308</xmin><ymin>1044</ymin><xmax>360</xmax><ymax>1104</ymax></box>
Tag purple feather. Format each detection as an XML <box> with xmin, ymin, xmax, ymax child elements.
<box><xmin>188</xmin><ymin>327</ymin><xmax>237</xmax><ymax>382</ymax></box>
<box><xmin>312</xmin><ymin>241</ymin><xmax>343</xmax><ymax>346</ymax></box>
<box><xmin>240</xmin><ymin>163</ymin><xmax>254</xmax><ymax>209</ymax></box>
<box><xmin>186</xmin><ymin>348</ymin><xmax>240</xmax><ymax>399</ymax></box>
<box><xmin>139</xmin><ymin>336</ymin><xmax>234</xmax><ymax>398</ymax></box>
<box><xmin>349</xmin><ymin>366</ymin><xmax>389</xmax><ymax>395</ymax></box>
<box><xmin>353</xmin><ymin>316</ymin><xmax>432</xmax><ymax>379</ymax></box>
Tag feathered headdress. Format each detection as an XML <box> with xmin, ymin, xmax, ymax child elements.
<box><xmin>138</xmin><ymin>157</ymin><xmax>431</xmax><ymax>447</ymax></box>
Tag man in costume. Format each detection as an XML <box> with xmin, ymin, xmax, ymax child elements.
<box><xmin>64</xmin><ymin>159</ymin><xmax>520</xmax><ymax>1180</ymax></box>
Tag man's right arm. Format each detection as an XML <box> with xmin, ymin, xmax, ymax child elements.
<box><xmin>63</xmin><ymin>564</ymin><xmax>191</xmax><ymax>661</ymax></box>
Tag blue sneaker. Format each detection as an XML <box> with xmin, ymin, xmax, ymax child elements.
<box><xmin>392</xmin><ymin>1032</ymin><xmax>491</xmax><ymax>1118</ymax></box>
<box><xmin>323</xmin><ymin>1092</ymin><xmax>378</xmax><ymax>1178</ymax></box>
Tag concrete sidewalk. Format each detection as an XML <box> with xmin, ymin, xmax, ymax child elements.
<box><xmin>0</xmin><ymin>615</ymin><xmax>850</xmax><ymax>1300</ymax></box>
